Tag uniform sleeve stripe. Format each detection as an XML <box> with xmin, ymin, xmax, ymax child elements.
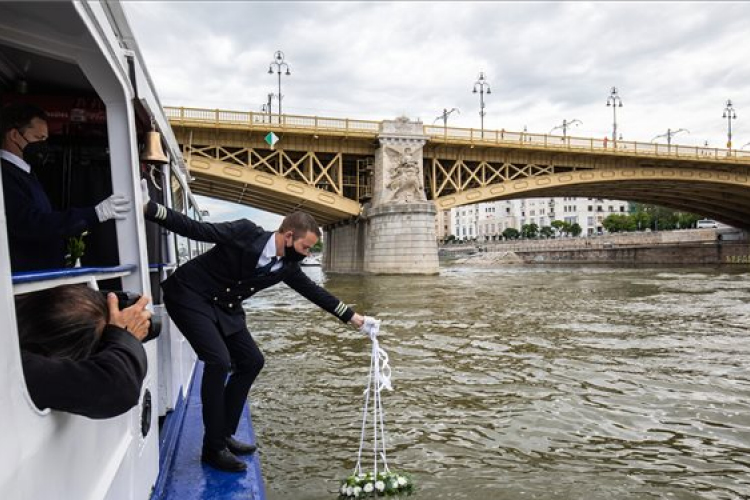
<box><xmin>335</xmin><ymin>302</ymin><xmax>346</xmax><ymax>316</ymax></box>
<box><xmin>156</xmin><ymin>204</ymin><xmax>167</xmax><ymax>220</ymax></box>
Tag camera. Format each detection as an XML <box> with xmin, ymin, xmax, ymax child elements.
<box><xmin>103</xmin><ymin>291</ymin><xmax>161</xmax><ymax>343</ymax></box>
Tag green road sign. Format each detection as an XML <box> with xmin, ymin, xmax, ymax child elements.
<box><xmin>265</xmin><ymin>132</ymin><xmax>279</xmax><ymax>148</ymax></box>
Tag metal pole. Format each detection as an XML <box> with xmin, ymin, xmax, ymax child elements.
<box><xmin>473</xmin><ymin>72</ymin><xmax>491</xmax><ymax>140</ymax></box>
<box><xmin>277</xmin><ymin>70</ymin><xmax>282</xmax><ymax>115</ymax></box>
<box><xmin>612</xmin><ymin>104</ymin><xmax>617</xmax><ymax>141</ymax></box>
<box><xmin>728</xmin><ymin>113</ymin><xmax>732</xmax><ymax>147</ymax></box>
<box><xmin>269</xmin><ymin>50</ymin><xmax>291</xmax><ymax>117</ymax></box>
<box><xmin>479</xmin><ymin>87</ymin><xmax>484</xmax><ymax>139</ymax></box>
<box><xmin>606</xmin><ymin>87</ymin><xmax>623</xmax><ymax>141</ymax></box>
<box><xmin>723</xmin><ymin>99</ymin><xmax>736</xmax><ymax>149</ymax></box>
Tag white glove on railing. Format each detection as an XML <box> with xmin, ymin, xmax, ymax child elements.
<box><xmin>95</xmin><ymin>194</ymin><xmax>131</xmax><ymax>222</ymax></box>
<box><xmin>360</xmin><ymin>316</ymin><xmax>380</xmax><ymax>341</ymax></box>
<box><xmin>140</xmin><ymin>179</ymin><xmax>150</xmax><ymax>210</ymax></box>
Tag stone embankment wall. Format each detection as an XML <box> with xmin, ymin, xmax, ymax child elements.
<box><xmin>440</xmin><ymin>229</ymin><xmax>750</xmax><ymax>266</ymax></box>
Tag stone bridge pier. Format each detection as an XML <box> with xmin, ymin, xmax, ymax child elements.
<box><xmin>323</xmin><ymin>117</ymin><xmax>439</xmax><ymax>274</ymax></box>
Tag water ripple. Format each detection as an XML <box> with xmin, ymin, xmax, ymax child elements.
<box><xmin>249</xmin><ymin>266</ymin><xmax>750</xmax><ymax>500</ymax></box>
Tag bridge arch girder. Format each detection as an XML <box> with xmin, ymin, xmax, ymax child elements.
<box><xmin>186</xmin><ymin>157</ymin><xmax>361</xmax><ymax>225</ymax></box>
<box><xmin>433</xmin><ymin>167</ymin><xmax>750</xmax><ymax>229</ymax></box>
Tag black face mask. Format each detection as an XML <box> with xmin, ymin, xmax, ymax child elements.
<box><xmin>17</xmin><ymin>131</ymin><xmax>49</xmax><ymax>170</ymax></box>
<box><xmin>284</xmin><ymin>242</ymin><xmax>307</xmax><ymax>263</ymax></box>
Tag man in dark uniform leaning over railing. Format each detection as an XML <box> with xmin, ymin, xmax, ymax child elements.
<box><xmin>141</xmin><ymin>181</ymin><xmax>378</xmax><ymax>472</ymax></box>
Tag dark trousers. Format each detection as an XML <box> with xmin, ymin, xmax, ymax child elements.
<box><xmin>164</xmin><ymin>294</ymin><xmax>265</xmax><ymax>451</ymax></box>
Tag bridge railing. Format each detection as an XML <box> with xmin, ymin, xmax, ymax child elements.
<box><xmin>423</xmin><ymin>125</ymin><xmax>750</xmax><ymax>163</ymax></box>
<box><xmin>165</xmin><ymin>106</ymin><xmax>750</xmax><ymax>163</ymax></box>
<box><xmin>164</xmin><ymin>106</ymin><xmax>381</xmax><ymax>136</ymax></box>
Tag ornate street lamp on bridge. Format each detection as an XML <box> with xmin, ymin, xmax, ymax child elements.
<box><xmin>606</xmin><ymin>86</ymin><xmax>623</xmax><ymax>141</ymax></box>
<box><xmin>472</xmin><ymin>72</ymin><xmax>491</xmax><ymax>138</ymax></box>
<box><xmin>550</xmin><ymin>118</ymin><xmax>582</xmax><ymax>140</ymax></box>
<box><xmin>268</xmin><ymin>50</ymin><xmax>291</xmax><ymax>115</ymax></box>
<box><xmin>651</xmin><ymin>128</ymin><xmax>689</xmax><ymax>147</ymax></box>
<box><xmin>261</xmin><ymin>93</ymin><xmax>276</xmax><ymax>121</ymax></box>
<box><xmin>434</xmin><ymin>107</ymin><xmax>460</xmax><ymax>128</ymax></box>
<box><xmin>723</xmin><ymin>99</ymin><xmax>737</xmax><ymax>149</ymax></box>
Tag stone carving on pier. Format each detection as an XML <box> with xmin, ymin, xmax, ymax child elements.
<box><xmin>371</xmin><ymin>117</ymin><xmax>429</xmax><ymax>208</ymax></box>
<box><xmin>384</xmin><ymin>146</ymin><xmax>426</xmax><ymax>204</ymax></box>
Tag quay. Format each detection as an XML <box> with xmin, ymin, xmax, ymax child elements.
<box><xmin>440</xmin><ymin>228</ymin><xmax>750</xmax><ymax>265</ymax></box>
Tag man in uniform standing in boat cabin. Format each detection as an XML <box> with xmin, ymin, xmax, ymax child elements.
<box><xmin>0</xmin><ymin>102</ymin><xmax>131</xmax><ymax>272</ymax></box>
<box><xmin>141</xmin><ymin>181</ymin><xmax>379</xmax><ymax>472</ymax></box>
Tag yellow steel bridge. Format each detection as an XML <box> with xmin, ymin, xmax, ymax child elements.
<box><xmin>166</xmin><ymin>106</ymin><xmax>750</xmax><ymax>229</ymax></box>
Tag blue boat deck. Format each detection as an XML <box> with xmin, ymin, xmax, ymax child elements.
<box><xmin>151</xmin><ymin>363</ymin><xmax>266</xmax><ymax>500</ymax></box>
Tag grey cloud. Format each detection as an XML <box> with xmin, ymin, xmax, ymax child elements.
<box><xmin>125</xmin><ymin>1</ymin><xmax>750</xmax><ymax>145</ymax></box>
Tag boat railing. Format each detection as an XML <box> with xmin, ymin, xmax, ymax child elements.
<box><xmin>12</xmin><ymin>264</ymin><xmax>138</xmax><ymax>295</ymax></box>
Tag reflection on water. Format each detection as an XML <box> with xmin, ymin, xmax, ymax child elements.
<box><xmin>248</xmin><ymin>266</ymin><xmax>750</xmax><ymax>500</ymax></box>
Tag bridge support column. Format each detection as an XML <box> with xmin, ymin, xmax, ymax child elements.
<box><xmin>324</xmin><ymin>117</ymin><xmax>439</xmax><ymax>274</ymax></box>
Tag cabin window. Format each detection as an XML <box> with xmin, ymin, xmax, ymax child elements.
<box><xmin>0</xmin><ymin>40</ymin><xmax>143</xmax><ymax>417</ymax></box>
<box><xmin>170</xmin><ymin>175</ymin><xmax>190</xmax><ymax>266</ymax></box>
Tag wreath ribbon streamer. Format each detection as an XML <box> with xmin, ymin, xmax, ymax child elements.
<box><xmin>354</xmin><ymin>320</ymin><xmax>392</xmax><ymax>478</ymax></box>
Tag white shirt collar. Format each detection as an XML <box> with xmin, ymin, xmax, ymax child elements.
<box><xmin>257</xmin><ymin>233</ymin><xmax>283</xmax><ymax>271</ymax></box>
<box><xmin>260</xmin><ymin>233</ymin><xmax>277</xmax><ymax>262</ymax></box>
<box><xmin>0</xmin><ymin>149</ymin><xmax>31</xmax><ymax>174</ymax></box>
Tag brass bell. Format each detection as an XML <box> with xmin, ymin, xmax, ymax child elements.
<box><xmin>141</xmin><ymin>129</ymin><xmax>169</xmax><ymax>164</ymax></box>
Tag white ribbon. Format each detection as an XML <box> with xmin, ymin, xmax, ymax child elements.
<box><xmin>354</xmin><ymin>322</ymin><xmax>392</xmax><ymax>478</ymax></box>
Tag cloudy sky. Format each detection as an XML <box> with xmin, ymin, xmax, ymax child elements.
<box><xmin>123</xmin><ymin>1</ymin><xmax>750</xmax><ymax>224</ymax></box>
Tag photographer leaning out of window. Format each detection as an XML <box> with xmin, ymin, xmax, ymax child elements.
<box><xmin>15</xmin><ymin>284</ymin><xmax>152</xmax><ymax>419</ymax></box>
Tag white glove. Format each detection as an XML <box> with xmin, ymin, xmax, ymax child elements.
<box><xmin>140</xmin><ymin>179</ymin><xmax>151</xmax><ymax>210</ymax></box>
<box><xmin>95</xmin><ymin>194</ymin><xmax>131</xmax><ymax>222</ymax></box>
<box><xmin>360</xmin><ymin>316</ymin><xmax>380</xmax><ymax>340</ymax></box>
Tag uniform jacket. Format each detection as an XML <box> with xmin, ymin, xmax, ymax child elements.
<box><xmin>1</xmin><ymin>157</ymin><xmax>98</xmax><ymax>272</ymax></box>
<box><xmin>145</xmin><ymin>201</ymin><xmax>354</xmax><ymax>335</ymax></box>
<box><xmin>21</xmin><ymin>325</ymin><xmax>147</xmax><ymax>419</ymax></box>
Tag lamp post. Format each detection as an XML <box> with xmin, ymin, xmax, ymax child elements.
<box><xmin>650</xmin><ymin>128</ymin><xmax>689</xmax><ymax>147</ymax></box>
<box><xmin>723</xmin><ymin>99</ymin><xmax>737</xmax><ymax>149</ymax></box>
<box><xmin>434</xmin><ymin>107</ymin><xmax>460</xmax><ymax>128</ymax></box>
<box><xmin>268</xmin><ymin>50</ymin><xmax>291</xmax><ymax>115</ymax></box>
<box><xmin>261</xmin><ymin>93</ymin><xmax>276</xmax><ymax>122</ymax></box>
<box><xmin>550</xmin><ymin>118</ymin><xmax>582</xmax><ymax>140</ymax></box>
<box><xmin>606</xmin><ymin>86</ymin><xmax>623</xmax><ymax>141</ymax></box>
<box><xmin>472</xmin><ymin>72</ymin><xmax>491</xmax><ymax>138</ymax></box>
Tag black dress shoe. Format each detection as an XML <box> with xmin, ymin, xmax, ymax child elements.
<box><xmin>226</xmin><ymin>436</ymin><xmax>257</xmax><ymax>455</ymax></box>
<box><xmin>201</xmin><ymin>447</ymin><xmax>247</xmax><ymax>472</ymax></box>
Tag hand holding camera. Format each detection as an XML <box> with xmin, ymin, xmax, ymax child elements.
<box><xmin>107</xmin><ymin>292</ymin><xmax>153</xmax><ymax>342</ymax></box>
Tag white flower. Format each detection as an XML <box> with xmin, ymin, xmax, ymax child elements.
<box><xmin>397</xmin><ymin>476</ymin><xmax>408</xmax><ymax>486</ymax></box>
<box><xmin>341</xmin><ymin>484</ymin><xmax>348</xmax><ymax>495</ymax></box>
<box><xmin>353</xmin><ymin>486</ymin><xmax>362</xmax><ymax>497</ymax></box>
<box><xmin>375</xmin><ymin>480</ymin><xmax>386</xmax><ymax>492</ymax></box>
<box><xmin>364</xmin><ymin>483</ymin><xmax>374</xmax><ymax>493</ymax></box>
<box><xmin>346</xmin><ymin>486</ymin><xmax>353</xmax><ymax>496</ymax></box>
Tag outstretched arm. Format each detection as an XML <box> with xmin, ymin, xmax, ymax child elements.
<box><xmin>284</xmin><ymin>266</ymin><xmax>356</xmax><ymax>323</ymax></box>
<box><xmin>284</xmin><ymin>268</ymin><xmax>377</xmax><ymax>334</ymax></box>
<box><xmin>144</xmin><ymin>200</ymin><xmax>260</xmax><ymax>246</ymax></box>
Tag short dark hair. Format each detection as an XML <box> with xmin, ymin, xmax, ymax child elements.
<box><xmin>0</xmin><ymin>102</ymin><xmax>48</xmax><ymax>138</ymax></box>
<box><xmin>278</xmin><ymin>211</ymin><xmax>321</xmax><ymax>239</ymax></box>
<box><xmin>16</xmin><ymin>285</ymin><xmax>108</xmax><ymax>361</ymax></box>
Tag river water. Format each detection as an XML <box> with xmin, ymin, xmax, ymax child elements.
<box><xmin>247</xmin><ymin>265</ymin><xmax>750</xmax><ymax>500</ymax></box>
